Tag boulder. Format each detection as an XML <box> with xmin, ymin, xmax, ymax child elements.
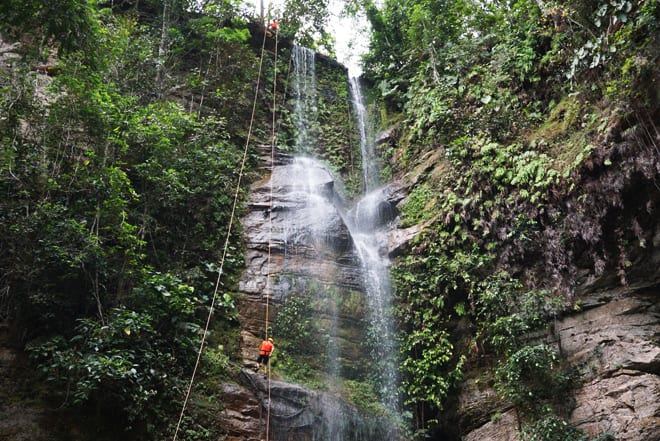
<box><xmin>223</xmin><ymin>369</ymin><xmax>392</xmax><ymax>441</ymax></box>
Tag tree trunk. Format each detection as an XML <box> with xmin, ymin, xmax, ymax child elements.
<box><xmin>155</xmin><ymin>0</ymin><xmax>170</xmax><ymax>94</ymax></box>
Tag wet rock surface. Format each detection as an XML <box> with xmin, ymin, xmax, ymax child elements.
<box><xmin>237</xmin><ymin>150</ymin><xmax>366</xmax><ymax>369</ymax></box>
<box><xmin>231</xmin><ymin>149</ymin><xmax>388</xmax><ymax>439</ymax></box>
<box><xmin>219</xmin><ymin>369</ymin><xmax>387</xmax><ymax>441</ymax></box>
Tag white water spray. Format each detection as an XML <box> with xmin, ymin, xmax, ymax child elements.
<box><xmin>292</xmin><ymin>45</ymin><xmax>318</xmax><ymax>153</ymax></box>
<box><xmin>348</xmin><ymin>77</ymin><xmax>400</xmax><ymax>417</ymax></box>
<box><xmin>279</xmin><ymin>46</ymin><xmax>401</xmax><ymax>439</ymax></box>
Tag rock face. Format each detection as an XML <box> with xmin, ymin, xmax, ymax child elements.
<box><xmin>463</xmin><ymin>409</ymin><xmax>520</xmax><ymax>441</ymax></box>
<box><xmin>455</xmin><ymin>279</ymin><xmax>660</xmax><ymax>440</ymax></box>
<box><xmin>571</xmin><ymin>372</ymin><xmax>659</xmax><ymax>440</ymax></box>
<box><xmin>229</xmin><ymin>148</ymin><xmax>397</xmax><ymax>440</ymax></box>
<box><xmin>560</xmin><ymin>283</ymin><xmax>660</xmax><ymax>440</ymax></box>
<box><xmin>220</xmin><ymin>370</ymin><xmax>388</xmax><ymax>441</ymax></box>
<box><xmin>237</xmin><ymin>150</ymin><xmax>363</xmax><ymax>366</ymax></box>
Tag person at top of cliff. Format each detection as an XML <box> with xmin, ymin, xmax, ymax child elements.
<box><xmin>255</xmin><ymin>337</ymin><xmax>274</xmax><ymax>374</ymax></box>
<box><xmin>266</xmin><ymin>19</ymin><xmax>278</xmax><ymax>37</ymax></box>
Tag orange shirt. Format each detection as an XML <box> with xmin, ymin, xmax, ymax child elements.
<box><xmin>259</xmin><ymin>340</ymin><xmax>274</xmax><ymax>356</ymax></box>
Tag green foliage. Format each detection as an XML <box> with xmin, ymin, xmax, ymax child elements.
<box><xmin>201</xmin><ymin>344</ymin><xmax>231</xmax><ymax>380</ymax></box>
<box><xmin>344</xmin><ymin>379</ymin><xmax>385</xmax><ymax>415</ymax></box>
<box><xmin>601</xmin><ymin>0</ymin><xmax>659</xmax><ymax>104</ymax></box>
<box><xmin>1</xmin><ymin>1</ymin><xmax>254</xmax><ymax>436</ymax></box>
<box><xmin>364</xmin><ymin>0</ymin><xmax>469</xmax><ymax>111</ymax></box>
<box><xmin>343</xmin><ymin>379</ymin><xmax>405</xmax><ymax>434</ymax></box>
<box><xmin>316</xmin><ymin>64</ymin><xmax>359</xmax><ymax>184</ymax></box>
<box><xmin>398</xmin><ymin>320</ymin><xmax>464</xmax><ymax>410</ymax></box>
<box><xmin>25</xmin><ymin>270</ymin><xmax>235</xmax><ymax>435</ymax></box>
<box><xmin>27</xmin><ymin>272</ymin><xmax>209</xmax><ymax>424</ymax></box>
<box><xmin>448</xmin><ymin>138</ymin><xmax>562</xmax><ymax>206</ymax></box>
<box><xmin>181</xmin><ymin>13</ymin><xmax>257</xmax><ymax>124</ymax></box>
<box><xmin>494</xmin><ymin>344</ymin><xmax>583</xmax><ymax>439</ymax></box>
<box><xmin>272</xmin><ymin>285</ymin><xmax>329</xmax><ymax>386</ymax></box>
<box><xmin>495</xmin><ymin>345</ymin><xmax>574</xmax><ymax>410</ymax></box>
<box><xmin>520</xmin><ymin>412</ymin><xmax>587</xmax><ymax>441</ymax></box>
<box><xmin>400</xmin><ymin>184</ymin><xmax>435</xmax><ymax>227</ymax></box>
<box><xmin>274</xmin><ymin>289</ymin><xmax>319</xmax><ymax>357</ymax></box>
<box><xmin>393</xmin><ymin>197</ymin><xmax>498</xmax><ymax>421</ymax></box>
<box><xmin>474</xmin><ymin>273</ymin><xmax>562</xmax><ymax>354</ymax></box>
<box><xmin>0</xmin><ymin>0</ymin><xmax>102</xmax><ymax>64</ymax></box>
<box><xmin>393</xmin><ymin>235</ymin><xmax>479</xmax><ymax>413</ymax></box>
<box><xmin>567</xmin><ymin>0</ymin><xmax>647</xmax><ymax>81</ymax></box>
<box><xmin>278</xmin><ymin>0</ymin><xmax>332</xmax><ymax>51</ymax></box>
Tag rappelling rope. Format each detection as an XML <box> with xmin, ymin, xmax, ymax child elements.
<box><xmin>264</xmin><ymin>21</ymin><xmax>279</xmax><ymax>441</ymax></box>
<box><xmin>171</xmin><ymin>22</ymin><xmax>271</xmax><ymax>441</ymax></box>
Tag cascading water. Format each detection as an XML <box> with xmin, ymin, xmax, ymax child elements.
<box><xmin>286</xmin><ymin>46</ymin><xmax>348</xmax><ymax>440</ymax></box>
<box><xmin>289</xmin><ymin>47</ymin><xmax>342</xmax><ymax>389</ymax></box>
<box><xmin>292</xmin><ymin>45</ymin><xmax>318</xmax><ymax>153</ymax></box>
<box><xmin>347</xmin><ymin>77</ymin><xmax>401</xmax><ymax>421</ymax></box>
<box><xmin>349</xmin><ymin>76</ymin><xmax>378</xmax><ymax>193</ymax></box>
<box><xmin>270</xmin><ymin>45</ymin><xmax>400</xmax><ymax>440</ymax></box>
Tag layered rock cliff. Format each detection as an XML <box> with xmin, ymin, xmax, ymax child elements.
<box><xmin>220</xmin><ymin>146</ymin><xmax>398</xmax><ymax>440</ymax></box>
<box><xmin>379</xmin><ymin>106</ymin><xmax>659</xmax><ymax>440</ymax></box>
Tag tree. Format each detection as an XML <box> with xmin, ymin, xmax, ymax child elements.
<box><xmin>1</xmin><ymin>2</ymin><xmax>250</xmax><ymax>436</ymax></box>
<box><xmin>276</xmin><ymin>0</ymin><xmax>332</xmax><ymax>50</ymax></box>
<box><xmin>0</xmin><ymin>0</ymin><xmax>102</xmax><ymax>65</ymax></box>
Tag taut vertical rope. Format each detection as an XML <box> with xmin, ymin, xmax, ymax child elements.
<box><xmin>264</xmin><ymin>22</ymin><xmax>279</xmax><ymax>441</ymax></box>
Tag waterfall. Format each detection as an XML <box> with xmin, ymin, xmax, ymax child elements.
<box><xmin>292</xmin><ymin>45</ymin><xmax>318</xmax><ymax>153</ymax></box>
<box><xmin>269</xmin><ymin>46</ymin><xmax>401</xmax><ymax>440</ymax></box>
<box><xmin>349</xmin><ymin>77</ymin><xmax>378</xmax><ymax>192</ymax></box>
<box><xmin>288</xmin><ymin>46</ymin><xmax>347</xmax><ymax>439</ymax></box>
<box><xmin>347</xmin><ymin>78</ymin><xmax>400</xmax><ymax>419</ymax></box>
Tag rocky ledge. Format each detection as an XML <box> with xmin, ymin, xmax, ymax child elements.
<box><xmin>219</xmin><ymin>369</ymin><xmax>391</xmax><ymax>441</ymax></box>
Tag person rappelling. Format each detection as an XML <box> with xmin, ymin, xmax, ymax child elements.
<box><xmin>266</xmin><ymin>19</ymin><xmax>278</xmax><ymax>38</ymax></box>
<box><xmin>255</xmin><ymin>337</ymin><xmax>275</xmax><ymax>375</ymax></box>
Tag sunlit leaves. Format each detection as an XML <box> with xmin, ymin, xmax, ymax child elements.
<box><xmin>399</xmin><ymin>324</ymin><xmax>455</xmax><ymax>409</ymax></box>
<box><xmin>393</xmin><ymin>233</ymin><xmax>484</xmax><ymax>415</ymax></box>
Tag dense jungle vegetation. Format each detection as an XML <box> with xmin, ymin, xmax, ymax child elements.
<box><xmin>364</xmin><ymin>0</ymin><xmax>658</xmax><ymax>439</ymax></box>
<box><xmin>0</xmin><ymin>1</ymin><xmax>272</xmax><ymax>438</ymax></box>
<box><xmin>0</xmin><ymin>0</ymin><xmax>658</xmax><ymax>440</ymax></box>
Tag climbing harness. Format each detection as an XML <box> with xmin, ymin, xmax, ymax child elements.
<box><xmin>171</xmin><ymin>19</ymin><xmax>279</xmax><ymax>441</ymax></box>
